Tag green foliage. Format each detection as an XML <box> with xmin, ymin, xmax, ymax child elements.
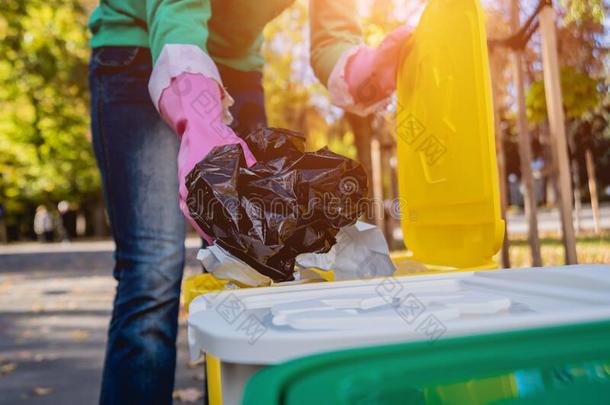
<box><xmin>559</xmin><ymin>0</ymin><xmax>606</xmax><ymax>25</ymax></box>
<box><xmin>0</xmin><ymin>1</ymin><xmax>98</xmax><ymax>222</ymax></box>
<box><xmin>262</xmin><ymin>2</ymin><xmax>321</xmax><ymax>131</ymax></box>
<box><xmin>525</xmin><ymin>67</ymin><xmax>600</xmax><ymax>123</ymax></box>
<box><xmin>262</xmin><ymin>0</ymin><xmax>357</xmax><ymax>159</ymax></box>
<box><xmin>572</xmin><ymin>86</ymin><xmax>610</xmax><ymax>186</ymax></box>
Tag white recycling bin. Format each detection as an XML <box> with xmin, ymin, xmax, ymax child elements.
<box><xmin>187</xmin><ymin>264</ymin><xmax>610</xmax><ymax>404</ymax></box>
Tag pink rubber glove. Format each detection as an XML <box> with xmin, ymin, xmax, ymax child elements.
<box><xmin>347</xmin><ymin>25</ymin><xmax>412</xmax><ymax>105</ymax></box>
<box><xmin>158</xmin><ymin>73</ymin><xmax>256</xmax><ymax>241</ymax></box>
<box><xmin>329</xmin><ymin>25</ymin><xmax>412</xmax><ymax>116</ymax></box>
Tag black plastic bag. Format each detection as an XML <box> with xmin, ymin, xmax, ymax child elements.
<box><xmin>186</xmin><ymin>127</ymin><xmax>368</xmax><ymax>282</ymax></box>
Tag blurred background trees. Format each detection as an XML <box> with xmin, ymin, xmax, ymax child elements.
<box><xmin>0</xmin><ymin>0</ymin><xmax>608</xmax><ymax>244</ymax></box>
<box><xmin>0</xmin><ymin>0</ymin><xmax>101</xmax><ymax>240</ymax></box>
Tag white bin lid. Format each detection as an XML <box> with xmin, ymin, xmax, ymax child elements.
<box><xmin>187</xmin><ymin>264</ymin><xmax>610</xmax><ymax>364</ymax></box>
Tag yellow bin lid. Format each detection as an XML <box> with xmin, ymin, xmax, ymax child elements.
<box><xmin>396</xmin><ymin>0</ymin><xmax>504</xmax><ymax>268</ymax></box>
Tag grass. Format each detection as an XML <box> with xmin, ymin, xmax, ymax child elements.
<box><xmin>502</xmin><ymin>231</ymin><xmax>610</xmax><ymax>268</ymax></box>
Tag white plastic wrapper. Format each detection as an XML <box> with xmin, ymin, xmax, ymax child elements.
<box><xmin>197</xmin><ymin>222</ymin><xmax>395</xmax><ymax>286</ymax></box>
<box><xmin>197</xmin><ymin>244</ymin><xmax>273</xmax><ymax>287</ymax></box>
<box><xmin>296</xmin><ymin>221</ymin><xmax>396</xmax><ymax>280</ymax></box>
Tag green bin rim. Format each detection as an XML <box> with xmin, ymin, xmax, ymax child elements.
<box><xmin>242</xmin><ymin>319</ymin><xmax>610</xmax><ymax>404</ymax></box>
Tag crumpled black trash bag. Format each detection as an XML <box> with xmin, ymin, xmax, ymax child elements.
<box><xmin>185</xmin><ymin>127</ymin><xmax>368</xmax><ymax>282</ymax></box>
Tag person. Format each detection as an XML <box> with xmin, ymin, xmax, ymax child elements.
<box><xmin>33</xmin><ymin>205</ymin><xmax>54</xmax><ymax>242</ymax></box>
<box><xmin>57</xmin><ymin>200</ymin><xmax>75</xmax><ymax>242</ymax></box>
<box><xmin>0</xmin><ymin>204</ymin><xmax>7</xmax><ymax>243</ymax></box>
<box><xmin>88</xmin><ymin>1</ymin><xmax>411</xmax><ymax>403</ymax></box>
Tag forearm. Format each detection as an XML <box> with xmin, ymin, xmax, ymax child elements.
<box><xmin>310</xmin><ymin>0</ymin><xmax>412</xmax><ymax>116</ymax></box>
<box><xmin>146</xmin><ymin>0</ymin><xmax>230</xmax><ymax>114</ymax></box>
<box><xmin>309</xmin><ymin>0</ymin><xmax>362</xmax><ymax>87</ymax></box>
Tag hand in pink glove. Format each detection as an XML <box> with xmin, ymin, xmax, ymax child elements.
<box><xmin>158</xmin><ymin>73</ymin><xmax>256</xmax><ymax>241</ymax></box>
<box><xmin>346</xmin><ymin>25</ymin><xmax>413</xmax><ymax>106</ymax></box>
<box><xmin>329</xmin><ymin>25</ymin><xmax>412</xmax><ymax>116</ymax></box>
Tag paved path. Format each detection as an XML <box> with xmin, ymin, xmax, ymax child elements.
<box><xmin>506</xmin><ymin>203</ymin><xmax>610</xmax><ymax>234</ymax></box>
<box><xmin>0</xmin><ymin>238</ymin><xmax>206</xmax><ymax>404</ymax></box>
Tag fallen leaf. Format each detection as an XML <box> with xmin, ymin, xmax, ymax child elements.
<box><xmin>20</xmin><ymin>330</ymin><xmax>34</xmax><ymax>339</ymax></box>
<box><xmin>188</xmin><ymin>357</ymin><xmax>205</xmax><ymax>368</ymax></box>
<box><xmin>178</xmin><ymin>307</ymin><xmax>189</xmax><ymax>323</ymax></box>
<box><xmin>0</xmin><ymin>362</ymin><xmax>17</xmax><ymax>375</ymax></box>
<box><xmin>34</xmin><ymin>353</ymin><xmax>59</xmax><ymax>362</ymax></box>
<box><xmin>172</xmin><ymin>388</ymin><xmax>203</xmax><ymax>403</ymax></box>
<box><xmin>16</xmin><ymin>351</ymin><xmax>31</xmax><ymax>360</ymax></box>
<box><xmin>0</xmin><ymin>279</ymin><xmax>12</xmax><ymax>293</ymax></box>
<box><xmin>32</xmin><ymin>387</ymin><xmax>53</xmax><ymax>396</ymax></box>
<box><xmin>66</xmin><ymin>301</ymin><xmax>78</xmax><ymax>310</ymax></box>
<box><xmin>69</xmin><ymin>329</ymin><xmax>90</xmax><ymax>342</ymax></box>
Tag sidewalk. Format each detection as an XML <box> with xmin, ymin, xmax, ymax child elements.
<box><xmin>0</xmin><ymin>239</ymin><xmax>206</xmax><ymax>404</ymax></box>
<box><xmin>506</xmin><ymin>202</ymin><xmax>610</xmax><ymax>234</ymax></box>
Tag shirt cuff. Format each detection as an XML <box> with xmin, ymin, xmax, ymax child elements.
<box><xmin>327</xmin><ymin>45</ymin><xmax>392</xmax><ymax>117</ymax></box>
<box><xmin>148</xmin><ymin>44</ymin><xmax>234</xmax><ymax>125</ymax></box>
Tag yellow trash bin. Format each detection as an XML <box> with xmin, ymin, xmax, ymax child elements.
<box><xmin>396</xmin><ymin>0</ymin><xmax>504</xmax><ymax>269</ymax></box>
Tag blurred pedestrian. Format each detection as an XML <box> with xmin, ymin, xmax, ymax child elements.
<box><xmin>0</xmin><ymin>204</ymin><xmax>7</xmax><ymax>243</ymax></box>
<box><xmin>57</xmin><ymin>201</ymin><xmax>73</xmax><ymax>243</ymax></box>
<box><xmin>34</xmin><ymin>205</ymin><xmax>54</xmax><ymax>242</ymax></box>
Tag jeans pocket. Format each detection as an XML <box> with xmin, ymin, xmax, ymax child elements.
<box><xmin>90</xmin><ymin>47</ymin><xmax>153</xmax><ymax>104</ymax></box>
<box><xmin>93</xmin><ymin>46</ymin><xmax>140</xmax><ymax>69</ymax></box>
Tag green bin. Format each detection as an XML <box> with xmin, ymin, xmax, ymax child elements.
<box><xmin>243</xmin><ymin>320</ymin><xmax>610</xmax><ymax>404</ymax></box>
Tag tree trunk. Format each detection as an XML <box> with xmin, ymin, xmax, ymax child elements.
<box><xmin>490</xmin><ymin>49</ymin><xmax>511</xmax><ymax>268</ymax></box>
<box><xmin>566</xmin><ymin>130</ymin><xmax>582</xmax><ymax>233</ymax></box>
<box><xmin>585</xmin><ymin>148</ymin><xmax>601</xmax><ymax>234</ymax></box>
<box><xmin>377</xmin><ymin>117</ymin><xmax>400</xmax><ymax>248</ymax></box>
<box><xmin>347</xmin><ymin>113</ymin><xmax>374</xmax><ymax>177</ymax></box>
<box><xmin>93</xmin><ymin>200</ymin><xmax>108</xmax><ymax>238</ymax></box>
<box><xmin>539</xmin><ymin>5</ymin><xmax>578</xmax><ymax>264</ymax></box>
<box><xmin>511</xmin><ymin>0</ymin><xmax>542</xmax><ymax>267</ymax></box>
<box><xmin>571</xmin><ymin>160</ymin><xmax>582</xmax><ymax>234</ymax></box>
<box><xmin>369</xmin><ymin>137</ymin><xmax>385</xmax><ymax>230</ymax></box>
<box><xmin>346</xmin><ymin>113</ymin><xmax>378</xmax><ymax>225</ymax></box>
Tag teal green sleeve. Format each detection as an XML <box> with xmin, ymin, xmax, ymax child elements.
<box><xmin>310</xmin><ymin>0</ymin><xmax>362</xmax><ymax>86</ymax></box>
<box><xmin>146</xmin><ymin>0</ymin><xmax>212</xmax><ymax>63</ymax></box>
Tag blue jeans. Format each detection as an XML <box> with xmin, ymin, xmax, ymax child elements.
<box><xmin>89</xmin><ymin>46</ymin><xmax>266</xmax><ymax>405</ymax></box>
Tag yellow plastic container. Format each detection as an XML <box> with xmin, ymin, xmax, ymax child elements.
<box><xmin>182</xmin><ymin>274</ymin><xmax>226</xmax><ymax>404</ymax></box>
<box><xmin>182</xmin><ymin>273</ymin><xmax>229</xmax><ymax>311</ymax></box>
<box><xmin>396</xmin><ymin>0</ymin><xmax>504</xmax><ymax>268</ymax></box>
